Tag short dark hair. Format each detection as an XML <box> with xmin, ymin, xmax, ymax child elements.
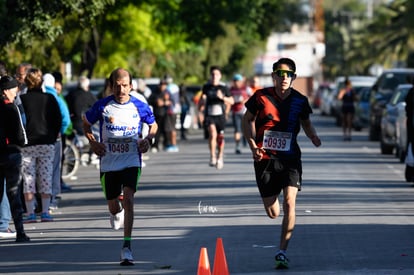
<box><xmin>210</xmin><ymin>65</ymin><xmax>221</xmax><ymax>73</ymax></box>
<box><xmin>272</xmin><ymin>58</ymin><xmax>296</xmax><ymax>72</ymax></box>
<box><xmin>52</xmin><ymin>71</ymin><xmax>63</xmax><ymax>84</ymax></box>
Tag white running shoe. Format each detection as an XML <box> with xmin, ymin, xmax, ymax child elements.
<box><xmin>120</xmin><ymin>247</ymin><xmax>134</xmax><ymax>266</ymax></box>
<box><xmin>110</xmin><ymin>208</ymin><xmax>124</xmax><ymax>230</ymax></box>
<box><xmin>209</xmin><ymin>157</ymin><xmax>217</xmax><ymax>167</ymax></box>
<box><xmin>216</xmin><ymin>158</ymin><xmax>224</xmax><ymax>170</ymax></box>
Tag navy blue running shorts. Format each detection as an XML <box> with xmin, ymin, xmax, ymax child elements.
<box><xmin>254</xmin><ymin>158</ymin><xmax>302</xmax><ymax>198</ymax></box>
<box><xmin>100</xmin><ymin>167</ymin><xmax>141</xmax><ymax>200</ymax></box>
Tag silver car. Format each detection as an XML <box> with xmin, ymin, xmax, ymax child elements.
<box><xmin>395</xmin><ymin>84</ymin><xmax>413</xmax><ymax>161</ymax></box>
<box><xmin>380</xmin><ymin>84</ymin><xmax>412</xmax><ymax>156</ymax></box>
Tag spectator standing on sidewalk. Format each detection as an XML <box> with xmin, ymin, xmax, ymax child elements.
<box><xmin>198</xmin><ymin>66</ymin><xmax>234</xmax><ymax>169</ymax></box>
<box><xmin>179</xmin><ymin>84</ymin><xmax>191</xmax><ymax>140</ymax></box>
<box><xmin>20</xmin><ymin>68</ymin><xmax>61</xmax><ymax>223</ymax></box>
<box><xmin>65</xmin><ymin>76</ymin><xmax>97</xmax><ymax>144</ymax></box>
<box><xmin>148</xmin><ymin>79</ymin><xmax>168</xmax><ymax>152</ymax></box>
<box><xmin>242</xmin><ymin>58</ymin><xmax>321</xmax><ymax>269</ymax></box>
<box><xmin>0</xmin><ymin>61</ymin><xmax>14</xmax><ymax>239</ymax></box>
<box><xmin>43</xmin><ymin>73</ymin><xmax>71</xmax><ymax>209</ymax></box>
<box><xmin>52</xmin><ymin>71</ymin><xmax>74</xmax><ymax>192</ymax></box>
<box><xmin>83</xmin><ymin>68</ymin><xmax>158</xmax><ymax>266</ymax></box>
<box><xmin>163</xmin><ymin>74</ymin><xmax>180</xmax><ymax>152</ymax></box>
<box><xmin>14</xmin><ymin>63</ymin><xmax>32</xmax><ymax>125</ymax></box>
<box><xmin>0</xmin><ymin>75</ymin><xmax>31</xmax><ymax>242</ymax></box>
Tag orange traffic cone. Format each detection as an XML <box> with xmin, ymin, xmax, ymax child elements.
<box><xmin>212</xmin><ymin>238</ymin><xmax>229</xmax><ymax>275</ymax></box>
<box><xmin>197</xmin><ymin>247</ymin><xmax>212</xmax><ymax>275</ymax></box>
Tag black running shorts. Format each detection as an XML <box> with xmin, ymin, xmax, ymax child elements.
<box><xmin>100</xmin><ymin>167</ymin><xmax>141</xmax><ymax>200</ymax></box>
<box><xmin>254</xmin><ymin>158</ymin><xmax>302</xmax><ymax>198</ymax></box>
<box><xmin>205</xmin><ymin>115</ymin><xmax>226</xmax><ymax>133</ymax></box>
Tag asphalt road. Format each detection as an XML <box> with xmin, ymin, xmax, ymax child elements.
<box><xmin>1</xmin><ymin>112</ymin><xmax>413</xmax><ymax>275</ymax></box>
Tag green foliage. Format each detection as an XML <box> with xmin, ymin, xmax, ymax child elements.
<box><xmin>0</xmin><ymin>0</ymin><xmax>114</xmax><ymax>74</ymax></box>
<box><xmin>1</xmin><ymin>0</ymin><xmax>114</xmax><ymax>46</ymax></box>
<box><xmin>323</xmin><ymin>0</ymin><xmax>369</xmax><ymax>79</ymax></box>
<box><xmin>324</xmin><ymin>0</ymin><xmax>414</xmax><ymax>79</ymax></box>
<box><xmin>346</xmin><ymin>0</ymin><xmax>414</xmax><ymax>71</ymax></box>
<box><xmin>0</xmin><ymin>0</ymin><xmax>306</xmax><ymax>83</ymax></box>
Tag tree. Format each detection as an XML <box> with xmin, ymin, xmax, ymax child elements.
<box><xmin>348</xmin><ymin>0</ymin><xmax>414</xmax><ymax>70</ymax></box>
<box><xmin>0</xmin><ymin>0</ymin><xmax>114</xmax><ymax>76</ymax></box>
<box><xmin>0</xmin><ymin>0</ymin><xmax>307</xmax><ymax>82</ymax></box>
<box><xmin>322</xmin><ymin>0</ymin><xmax>369</xmax><ymax>79</ymax></box>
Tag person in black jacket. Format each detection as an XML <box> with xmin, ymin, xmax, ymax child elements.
<box><xmin>148</xmin><ymin>80</ymin><xmax>168</xmax><ymax>152</ymax></box>
<box><xmin>20</xmin><ymin>68</ymin><xmax>61</xmax><ymax>223</ymax></box>
<box><xmin>0</xmin><ymin>75</ymin><xmax>30</xmax><ymax>242</ymax></box>
<box><xmin>65</xmin><ymin>76</ymin><xmax>97</xmax><ymax>136</ymax></box>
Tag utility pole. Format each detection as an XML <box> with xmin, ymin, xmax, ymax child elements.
<box><xmin>314</xmin><ymin>0</ymin><xmax>325</xmax><ymax>40</ymax></box>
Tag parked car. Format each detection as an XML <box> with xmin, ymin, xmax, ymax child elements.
<box><xmin>313</xmin><ymin>82</ymin><xmax>331</xmax><ymax>109</ymax></box>
<box><xmin>394</xmin><ymin>84</ymin><xmax>413</xmax><ymax>161</ymax></box>
<box><xmin>319</xmin><ymin>83</ymin><xmax>335</xmax><ymax>116</ymax></box>
<box><xmin>369</xmin><ymin>68</ymin><xmax>414</xmax><ymax>141</ymax></box>
<box><xmin>380</xmin><ymin>84</ymin><xmax>412</xmax><ymax>154</ymax></box>
<box><xmin>353</xmin><ymin>86</ymin><xmax>372</xmax><ymax>131</ymax></box>
<box><xmin>62</xmin><ymin>78</ymin><xmax>106</xmax><ymax>98</ymax></box>
<box><xmin>331</xmin><ymin>75</ymin><xmax>377</xmax><ymax>126</ymax></box>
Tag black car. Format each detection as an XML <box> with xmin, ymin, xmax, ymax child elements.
<box><xmin>368</xmin><ymin>68</ymin><xmax>414</xmax><ymax>141</ymax></box>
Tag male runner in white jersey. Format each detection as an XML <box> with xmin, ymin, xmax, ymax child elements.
<box><xmin>82</xmin><ymin>68</ymin><xmax>158</xmax><ymax>266</ymax></box>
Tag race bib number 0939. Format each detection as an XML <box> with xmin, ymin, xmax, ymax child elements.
<box><xmin>262</xmin><ymin>130</ymin><xmax>292</xmax><ymax>151</ymax></box>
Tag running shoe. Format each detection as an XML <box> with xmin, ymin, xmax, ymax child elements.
<box><xmin>41</xmin><ymin>212</ymin><xmax>54</xmax><ymax>222</ymax></box>
<box><xmin>165</xmin><ymin>145</ymin><xmax>179</xmax><ymax>152</ymax></box>
<box><xmin>216</xmin><ymin>158</ymin><xmax>224</xmax><ymax>170</ymax></box>
<box><xmin>120</xmin><ymin>247</ymin><xmax>134</xmax><ymax>266</ymax></box>
<box><xmin>275</xmin><ymin>253</ymin><xmax>289</xmax><ymax>269</ymax></box>
<box><xmin>209</xmin><ymin>157</ymin><xmax>217</xmax><ymax>167</ymax></box>
<box><xmin>23</xmin><ymin>213</ymin><xmax>37</xmax><ymax>224</ymax></box>
<box><xmin>110</xmin><ymin>208</ymin><xmax>124</xmax><ymax>230</ymax></box>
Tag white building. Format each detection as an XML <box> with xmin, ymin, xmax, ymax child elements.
<box><xmin>254</xmin><ymin>24</ymin><xmax>325</xmax><ymax>97</ymax></box>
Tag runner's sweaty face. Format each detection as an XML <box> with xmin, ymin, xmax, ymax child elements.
<box><xmin>272</xmin><ymin>64</ymin><xmax>295</xmax><ymax>93</ymax></box>
<box><xmin>112</xmin><ymin>76</ymin><xmax>131</xmax><ymax>104</ymax></box>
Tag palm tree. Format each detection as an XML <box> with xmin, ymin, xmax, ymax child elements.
<box><xmin>347</xmin><ymin>0</ymin><xmax>414</xmax><ymax>71</ymax></box>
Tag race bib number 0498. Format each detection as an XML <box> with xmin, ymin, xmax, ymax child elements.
<box><xmin>108</xmin><ymin>143</ymin><xmax>130</xmax><ymax>153</ymax></box>
<box><xmin>262</xmin><ymin>130</ymin><xmax>292</xmax><ymax>151</ymax></box>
